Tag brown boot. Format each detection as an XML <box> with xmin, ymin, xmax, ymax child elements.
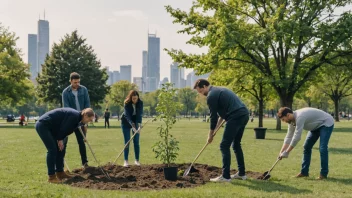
<box><xmin>295</xmin><ymin>173</ymin><xmax>309</xmax><ymax>178</ymax></box>
<box><xmin>56</xmin><ymin>171</ymin><xmax>73</xmax><ymax>180</ymax></box>
<box><xmin>48</xmin><ymin>175</ymin><xmax>62</xmax><ymax>183</ymax></box>
<box><xmin>317</xmin><ymin>175</ymin><xmax>327</xmax><ymax>180</ymax></box>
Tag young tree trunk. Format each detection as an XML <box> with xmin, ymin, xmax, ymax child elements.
<box><xmin>334</xmin><ymin>99</ymin><xmax>340</xmax><ymax>122</ymax></box>
<box><xmin>258</xmin><ymin>99</ymin><xmax>264</xmax><ymax>127</ymax></box>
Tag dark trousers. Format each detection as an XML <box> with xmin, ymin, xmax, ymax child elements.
<box><xmin>220</xmin><ymin>114</ymin><xmax>249</xmax><ymax>179</ymax></box>
<box><xmin>105</xmin><ymin>118</ymin><xmax>110</xmax><ymax>128</ymax></box>
<box><xmin>121</xmin><ymin>123</ymin><xmax>140</xmax><ymax>161</ymax></box>
<box><xmin>35</xmin><ymin>121</ymin><xmax>64</xmax><ymax>175</ymax></box>
<box><xmin>63</xmin><ymin>129</ymin><xmax>88</xmax><ymax>166</ymax></box>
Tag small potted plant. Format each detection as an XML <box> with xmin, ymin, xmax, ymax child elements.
<box><xmin>152</xmin><ymin>83</ymin><xmax>182</xmax><ymax>181</ymax></box>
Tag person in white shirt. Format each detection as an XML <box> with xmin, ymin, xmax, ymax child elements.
<box><xmin>277</xmin><ymin>107</ymin><xmax>334</xmax><ymax>180</ymax></box>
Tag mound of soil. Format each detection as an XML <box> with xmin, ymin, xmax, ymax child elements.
<box><xmin>64</xmin><ymin>163</ymin><xmax>262</xmax><ymax>190</ymax></box>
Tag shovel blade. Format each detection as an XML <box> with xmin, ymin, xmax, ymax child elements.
<box><xmin>183</xmin><ymin>166</ymin><xmax>192</xmax><ymax>177</ymax></box>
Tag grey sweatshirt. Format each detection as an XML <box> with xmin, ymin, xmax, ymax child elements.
<box><xmin>284</xmin><ymin>107</ymin><xmax>334</xmax><ymax>147</ymax></box>
<box><xmin>207</xmin><ymin>86</ymin><xmax>248</xmax><ymax>130</ymax></box>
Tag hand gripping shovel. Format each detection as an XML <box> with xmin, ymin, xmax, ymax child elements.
<box><xmin>260</xmin><ymin>158</ymin><xmax>280</xmax><ymax>180</ymax></box>
<box><xmin>183</xmin><ymin>120</ymin><xmax>226</xmax><ymax>177</ymax></box>
<box><xmin>78</xmin><ymin>126</ymin><xmax>111</xmax><ymax>180</ymax></box>
<box><xmin>112</xmin><ymin>119</ymin><xmax>152</xmax><ymax>165</ymax></box>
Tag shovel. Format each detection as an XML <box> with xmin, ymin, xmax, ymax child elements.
<box><xmin>183</xmin><ymin>120</ymin><xmax>226</xmax><ymax>177</ymax></box>
<box><xmin>78</xmin><ymin>126</ymin><xmax>111</xmax><ymax>180</ymax></box>
<box><xmin>260</xmin><ymin>158</ymin><xmax>280</xmax><ymax>180</ymax></box>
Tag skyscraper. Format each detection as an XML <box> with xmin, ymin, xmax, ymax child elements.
<box><xmin>113</xmin><ymin>71</ymin><xmax>120</xmax><ymax>84</ymax></box>
<box><xmin>142</xmin><ymin>51</ymin><xmax>148</xmax><ymax>92</ymax></box>
<box><xmin>37</xmin><ymin>19</ymin><xmax>49</xmax><ymax>75</ymax></box>
<box><xmin>170</xmin><ymin>62</ymin><xmax>185</xmax><ymax>88</ymax></box>
<box><xmin>133</xmin><ymin>77</ymin><xmax>143</xmax><ymax>91</ymax></box>
<box><xmin>120</xmin><ymin>65</ymin><xmax>132</xmax><ymax>82</ymax></box>
<box><xmin>28</xmin><ymin>34</ymin><xmax>37</xmax><ymax>82</ymax></box>
<box><xmin>146</xmin><ymin>33</ymin><xmax>160</xmax><ymax>92</ymax></box>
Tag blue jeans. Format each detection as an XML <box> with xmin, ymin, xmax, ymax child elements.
<box><xmin>220</xmin><ymin>114</ymin><xmax>249</xmax><ymax>179</ymax></box>
<box><xmin>121</xmin><ymin>123</ymin><xmax>140</xmax><ymax>161</ymax></box>
<box><xmin>301</xmin><ymin>125</ymin><xmax>334</xmax><ymax>177</ymax></box>
<box><xmin>35</xmin><ymin>121</ymin><xmax>64</xmax><ymax>175</ymax></box>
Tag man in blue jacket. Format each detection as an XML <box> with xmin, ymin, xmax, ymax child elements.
<box><xmin>62</xmin><ymin>72</ymin><xmax>91</xmax><ymax>168</ymax></box>
<box><xmin>194</xmin><ymin>79</ymin><xmax>249</xmax><ymax>182</ymax></box>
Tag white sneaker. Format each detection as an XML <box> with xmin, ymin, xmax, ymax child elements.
<box><xmin>134</xmin><ymin>160</ymin><xmax>140</xmax><ymax>166</ymax></box>
<box><xmin>231</xmin><ymin>172</ymin><xmax>247</xmax><ymax>180</ymax></box>
<box><xmin>210</xmin><ymin>175</ymin><xmax>231</xmax><ymax>182</ymax></box>
<box><xmin>123</xmin><ymin>160</ymin><xmax>129</xmax><ymax>167</ymax></box>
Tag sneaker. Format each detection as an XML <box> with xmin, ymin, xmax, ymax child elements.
<box><xmin>231</xmin><ymin>172</ymin><xmax>247</xmax><ymax>180</ymax></box>
<box><xmin>82</xmin><ymin>163</ymin><xmax>88</xmax><ymax>169</ymax></box>
<box><xmin>210</xmin><ymin>175</ymin><xmax>231</xmax><ymax>182</ymax></box>
<box><xmin>123</xmin><ymin>160</ymin><xmax>129</xmax><ymax>167</ymax></box>
<box><xmin>135</xmin><ymin>160</ymin><xmax>140</xmax><ymax>166</ymax></box>
<box><xmin>295</xmin><ymin>173</ymin><xmax>309</xmax><ymax>178</ymax></box>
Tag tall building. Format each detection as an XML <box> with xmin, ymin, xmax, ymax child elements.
<box><xmin>28</xmin><ymin>34</ymin><xmax>37</xmax><ymax>82</ymax></box>
<box><xmin>142</xmin><ymin>51</ymin><xmax>148</xmax><ymax>92</ymax></box>
<box><xmin>146</xmin><ymin>33</ymin><xmax>160</xmax><ymax>92</ymax></box>
<box><xmin>120</xmin><ymin>65</ymin><xmax>132</xmax><ymax>82</ymax></box>
<box><xmin>133</xmin><ymin>77</ymin><xmax>143</xmax><ymax>91</ymax></box>
<box><xmin>170</xmin><ymin>62</ymin><xmax>185</xmax><ymax>88</ymax></box>
<box><xmin>186</xmin><ymin>72</ymin><xmax>193</xmax><ymax>88</ymax></box>
<box><xmin>113</xmin><ymin>71</ymin><xmax>120</xmax><ymax>84</ymax></box>
<box><xmin>186</xmin><ymin>70</ymin><xmax>211</xmax><ymax>88</ymax></box>
<box><xmin>37</xmin><ymin>19</ymin><xmax>49</xmax><ymax>75</ymax></box>
<box><xmin>105</xmin><ymin>66</ymin><xmax>113</xmax><ymax>85</ymax></box>
<box><xmin>159</xmin><ymin>77</ymin><xmax>169</xmax><ymax>88</ymax></box>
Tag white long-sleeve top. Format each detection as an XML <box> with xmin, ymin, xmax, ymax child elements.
<box><xmin>284</xmin><ymin>108</ymin><xmax>334</xmax><ymax>147</ymax></box>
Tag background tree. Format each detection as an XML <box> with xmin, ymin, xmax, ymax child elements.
<box><xmin>166</xmin><ymin>0</ymin><xmax>352</xmax><ymax>128</ymax></box>
<box><xmin>108</xmin><ymin>80</ymin><xmax>138</xmax><ymax>109</ymax></box>
<box><xmin>142</xmin><ymin>90</ymin><xmax>160</xmax><ymax>116</ymax></box>
<box><xmin>36</xmin><ymin>30</ymin><xmax>109</xmax><ymax>108</ymax></box>
<box><xmin>0</xmin><ymin>24</ymin><xmax>33</xmax><ymax>106</ymax></box>
<box><xmin>177</xmin><ymin>88</ymin><xmax>197</xmax><ymax>118</ymax></box>
<box><xmin>194</xmin><ymin>95</ymin><xmax>208</xmax><ymax>119</ymax></box>
<box><xmin>210</xmin><ymin>65</ymin><xmax>272</xmax><ymax>127</ymax></box>
<box><xmin>317</xmin><ymin>65</ymin><xmax>352</xmax><ymax>121</ymax></box>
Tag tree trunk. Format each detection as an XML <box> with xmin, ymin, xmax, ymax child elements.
<box><xmin>277</xmin><ymin>95</ymin><xmax>294</xmax><ymax>130</ymax></box>
<box><xmin>258</xmin><ymin>99</ymin><xmax>264</xmax><ymax>127</ymax></box>
<box><xmin>334</xmin><ymin>99</ymin><xmax>340</xmax><ymax>122</ymax></box>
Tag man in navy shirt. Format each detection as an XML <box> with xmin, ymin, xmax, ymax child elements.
<box><xmin>35</xmin><ymin>108</ymin><xmax>95</xmax><ymax>183</ymax></box>
<box><xmin>194</xmin><ymin>79</ymin><xmax>249</xmax><ymax>182</ymax></box>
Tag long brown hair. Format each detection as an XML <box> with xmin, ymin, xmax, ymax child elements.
<box><xmin>124</xmin><ymin>90</ymin><xmax>140</xmax><ymax>104</ymax></box>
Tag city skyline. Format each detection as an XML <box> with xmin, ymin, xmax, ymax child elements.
<box><xmin>1</xmin><ymin>0</ymin><xmax>207</xmax><ymax>81</ymax></box>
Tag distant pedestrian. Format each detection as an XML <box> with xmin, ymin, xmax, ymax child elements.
<box><xmin>104</xmin><ymin>108</ymin><xmax>111</xmax><ymax>128</ymax></box>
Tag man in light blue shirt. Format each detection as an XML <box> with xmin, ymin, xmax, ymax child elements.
<box><xmin>62</xmin><ymin>72</ymin><xmax>91</xmax><ymax>168</ymax></box>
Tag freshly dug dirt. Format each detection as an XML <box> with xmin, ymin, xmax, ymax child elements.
<box><xmin>64</xmin><ymin>163</ymin><xmax>262</xmax><ymax>190</ymax></box>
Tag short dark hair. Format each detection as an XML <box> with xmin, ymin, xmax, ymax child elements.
<box><xmin>277</xmin><ymin>107</ymin><xmax>293</xmax><ymax>118</ymax></box>
<box><xmin>70</xmin><ymin>72</ymin><xmax>80</xmax><ymax>81</ymax></box>
<box><xmin>106</xmin><ymin>108</ymin><xmax>108</xmax><ymax>111</ymax></box>
<box><xmin>193</xmin><ymin>79</ymin><xmax>210</xmax><ymax>89</ymax></box>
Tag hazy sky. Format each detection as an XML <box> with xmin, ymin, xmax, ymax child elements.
<box><xmin>0</xmin><ymin>0</ymin><xmax>207</xmax><ymax>80</ymax></box>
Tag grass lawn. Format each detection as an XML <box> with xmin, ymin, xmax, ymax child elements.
<box><xmin>0</xmin><ymin>118</ymin><xmax>351</xmax><ymax>197</ymax></box>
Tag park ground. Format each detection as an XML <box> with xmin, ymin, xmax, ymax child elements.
<box><xmin>0</xmin><ymin>118</ymin><xmax>351</xmax><ymax>197</ymax></box>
